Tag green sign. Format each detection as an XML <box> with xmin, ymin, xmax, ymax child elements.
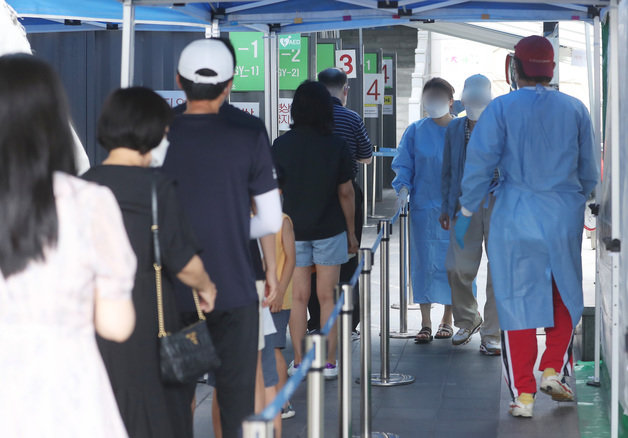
<box><xmin>230</xmin><ymin>32</ymin><xmax>265</xmax><ymax>92</ymax></box>
<box><xmin>316</xmin><ymin>43</ymin><xmax>335</xmax><ymax>74</ymax></box>
<box><xmin>278</xmin><ymin>33</ymin><xmax>302</xmax><ymax>50</ymax></box>
<box><xmin>364</xmin><ymin>53</ymin><xmax>378</xmax><ymax>73</ymax></box>
<box><xmin>279</xmin><ymin>36</ymin><xmax>309</xmax><ymax>91</ymax></box>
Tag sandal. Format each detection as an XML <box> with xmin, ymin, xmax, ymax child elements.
<box><xmin>435</xmin><ymin>323</ymin><xmax>454</xmax><ymax>339</ymax></box>
<box><xmin>414</xmin><ymin>327</ymin><xmax>433</xmax><ymax>344</ymax></box>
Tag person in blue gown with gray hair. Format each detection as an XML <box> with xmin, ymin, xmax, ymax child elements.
<box><xmin>455</xmin><ymin>35</ymin><xmax>599</xmax><ymax>418</ymax></box>
<box><xmin>392</xmin><ymin>77</ymin><xmax>455</xmax><ymax>344</ymax></box>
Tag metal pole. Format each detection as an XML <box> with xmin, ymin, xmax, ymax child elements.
<box><xmin>372</xmin><ymin>220</ymin><xmax>414</xmax><ymax>387</ymax></box>
<box><xmin>588</xmin><ymin>14</ymin><xmax>603</xmax><ymax>388</ymax></box>
<box><xmin>608</xmin><ymin>4</ymin><xmax>620</xmax><ymax>437</ymax></box>
<box><xmin>391</xmin><ymin>201</ymin><xmax>418</xmax><ymax>338</ymax></box>
<box><xmin>362</xmin><ymin>162</ymin><xmax>369</xmax><ymax>227</ymax></box>
<box><xmin>306</xmin><ymin>334</ymin><xmax>326</xmax><ymax>438</ymax></box>
<box><xmin>358</xmin><ymin>248</ymin><xmax>373</xmax><ymax>437</ymax></box>
<box><xmin>270</xmin><ymin>31</ymin><xmax>279</xmax><ymax>143</ymax></box>
<box><xmin>120</xmin><ymin>0</ymin><xmax>135</xmax><ymax>87</ymax></box>
<box><xmin>337</xmin><ymin>284</ymin><xmax>353</xmax><ymax>438</ymax></box>
<box><xmin>264</xmin><ymin>30</ymin><xmax>272</xmax><ymax>139</ymax></box>
<box><xmin>371</xmin><ymin>147</ymin><xmax>377</xmax><ymax>216</ymax></box>
<box><xmin>242</xmin><ymin>417</ymin><xmax>273</xmax><ymax>438</ymax></box>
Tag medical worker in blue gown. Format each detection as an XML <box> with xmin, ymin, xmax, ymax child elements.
<box><xmin>392</xmin><ymin>78</ymin><xmax>455</xmax><ymax>344</ymax></box>
<box><xmin>455</xmin><ymin>36</ymin><xmax>599</xmax><ymax>418</ymax></box>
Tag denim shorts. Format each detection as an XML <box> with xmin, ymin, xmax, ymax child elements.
<box><xmin>261</xmin><ymin>336</ymin><xmax>279</xmax><ymax>388</ymax></box>
<box><xmin>266</xmin><ymin>309</ymin><xmax>290</xmax><ymax>349</ymax></box>
<box><xmin>295</xmin><ymin>231</ymin><xmax>348</xmax><ymax>267</ymax></box>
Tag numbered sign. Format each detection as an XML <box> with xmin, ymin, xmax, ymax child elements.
<box><xmin>383</xmin><ymin>57</ymin><xmax>393</xmax><ymax>89</ymax></box>
<box><xmin>335</xmin><ymin>49</ymin><xmax>356</xmax><ymax>78</ymax></box>
<box><xmin>230</xmin><ymin>32</ymin><xmax>265</xmax><ymax>92</ymax></box>
<box><xmin>363</xmin><ymin>73</ymin><xmax>385</xmax><ymax>105</ymax></box>
<box><xmin>279</xmin><ymin>36</ymin><xmax>309</xmax><ymax>91</ymax></box>
<box><xmin>364</xmin><ymin>53</ymin><xmax>377</xmax><ymax>74</ymax></box>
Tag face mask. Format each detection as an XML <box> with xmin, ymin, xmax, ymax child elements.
<box><xmin>465</xmin><ymin>105</ymin><xmax>487</xmax><ymax>121</ymax></box>
<box><xmin>423</xmin><ymin>101</ymin><xmax>450</xmax><ymax>119</ymax></box>
<box><xmin>150</xmin><ymin>136</ymin><xmax>170</xmax><ymax>168</ymax></box>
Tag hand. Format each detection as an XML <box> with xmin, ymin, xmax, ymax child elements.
<box><xmin>439</xmin><ymin>213</ymin><xmax>450</xmax><ymax>230</ymax></box>
<box><xmin>263</xmin><ymin>272</ymin><xmax>279</xmax><ymax>308</ymax></box>
<box><xmin>347</xmin><ymin>232</ymin><xmax>359</xmax><ymax>254</ymax></box>
<box><xmin>395</xmin><ymin>186</ymin><xmax>409</xmax><ymax>212</ymax></box>
<box><xmin>269</xmin><ymin>287</ymin><xmax>285</xmax><ymax>313</ymax></box>
<box><xmin>454</xmin><ymin>214</ymin><xmax>472</xmax><ymax>249</ymax></box>
<box><xmin>197</xmin><ymin>281</ymin><xmax>217</xmax><ymax>313</ymax></box>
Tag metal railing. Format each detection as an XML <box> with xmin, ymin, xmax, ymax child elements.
<box><xmin>243</xmin><ymin>196</ymin><xmax>414</xmax><ymax>438</ymax></box>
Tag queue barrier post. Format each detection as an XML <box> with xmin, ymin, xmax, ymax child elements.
<box><xmin>337</xmin><ymin>284</ymin><xmax>354</xmax><ymax>438</ymax></box>
<box><xmin>372</xmin><ymin>219</ymin><xmax>415</xmax><ymax>388</ymax></box>
<box><xmin>357</xmin><ymin>248</ymin><xmax>373</xmax><ymax>437</ymax></box>
<box><xmin>391</xmin><ymin>201</ymin><xmax>418</xmax><ymax>339</ymax></box>
<box><xmin>241</xmin><ymin>417</ymin><xmax>273</xmax><ymax>438</ymax></box>
<box><xmin>306</xmin><ymin>334</ymin><xmax>326</xmax><ymax>438</ymax></box>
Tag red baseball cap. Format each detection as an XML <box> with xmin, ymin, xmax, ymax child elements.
<box><xmin>514</xmin><ymin>35</ymin><xmax>555</xmax><ymax>78</ymax></box>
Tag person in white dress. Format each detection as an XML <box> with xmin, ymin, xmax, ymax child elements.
<box><xmin>0</xmin><ymin>54</ymin><xmax>136</xmax><ymax>437</ymax></box>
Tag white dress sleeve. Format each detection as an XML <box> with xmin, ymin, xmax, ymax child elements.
<box><xmin>88</xmin><ymin>185</ymin><xmax>137</xmax><ymax>300</ymax></box>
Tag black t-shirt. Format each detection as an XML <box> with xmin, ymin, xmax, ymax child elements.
<box><xmin>163</xmin><ymin>104</ymin><xmax>277</xmax><ymax>311</ymax></box>
<box><xmin>272</xmin><ymin>126</ymin><xmax>353</xmax><ymax>241</ymax></box>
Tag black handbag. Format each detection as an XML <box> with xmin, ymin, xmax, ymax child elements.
<box><xmin>151</xmin><ymin>177</ymin><xmax>221</xmax><ymax>384</ymax></box>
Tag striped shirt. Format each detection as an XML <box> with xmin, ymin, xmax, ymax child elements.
<box><xmin>332</xmin><ymin>97</ymin><xmax>373</xmax><ymax>177</ymax></box>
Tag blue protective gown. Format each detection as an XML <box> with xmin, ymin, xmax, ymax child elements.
<box><xmin>392</xmin><ymin>118</ymin><xmax>452</xmax><ymax>305</ymax></box>
<box><xmin>459</xmin><ymin>85</ymin><xmax>599</xmax><ymax>331</ymax></box>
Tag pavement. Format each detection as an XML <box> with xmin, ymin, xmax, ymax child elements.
<box><xmin>193</xmin><ymin>189</ymin><xmax>595</xmax><ymax>438</ymax></box>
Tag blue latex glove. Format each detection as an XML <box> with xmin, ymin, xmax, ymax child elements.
<box><xmin>454</xmin><ymin>214</ymin><xmax>472</xmax><ymax>249</ymax></box>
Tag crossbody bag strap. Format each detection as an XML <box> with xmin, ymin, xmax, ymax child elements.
<box><xmin>151</xmin><ymin>176</ymin><xmax>168</xmax><ymax>338</ymax></box>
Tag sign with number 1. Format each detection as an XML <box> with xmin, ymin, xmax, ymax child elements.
<box><xmin>335</xmin><ymin>50</ymin><xmax>356</xmax><ymax>78</ymax></box>
<box><xmin>363</xmin><ymin>73</ymin><xmax>384</xmax><ymax>104</ymax></box>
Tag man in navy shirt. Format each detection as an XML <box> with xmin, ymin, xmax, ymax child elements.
<box><xmin>163</xmin><ymin>38</ymin><xmax>282</xmax><ymax>438</ymax></box>
<box><xmin>318</xmin><ymin>68</ymin><xmax>373</xmax><ymax>334</ymax></box>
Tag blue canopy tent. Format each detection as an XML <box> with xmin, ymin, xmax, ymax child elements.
<box><xmin>7</xmin><ymin>1</ymin><xmax>626</xmax><ymax>437</ymax></box>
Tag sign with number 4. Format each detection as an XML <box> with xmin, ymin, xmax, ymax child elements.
<box><xmin>335</xmin><ymin>50</ymin><xmax>357</xmax><ymax>78</ymax></box>
<box><xmin>363</xmin><ymin>73</ymin><xmax>384</xmax><ymax>105</ymax></box>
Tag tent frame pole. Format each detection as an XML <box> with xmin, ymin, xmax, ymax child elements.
<box><xmin>120</xmin><ymin>0</ymin><xmax>136</xmax><ymax>87</ymax></box>
<box><xmin>608</xmin><ymin>2</ymin><xmax>621</xmax><ymax>437</ymax></box>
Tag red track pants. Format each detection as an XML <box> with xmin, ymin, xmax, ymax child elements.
<box><xmin>501</xmin><ymin>279</ymin><xmax>574</xmax><ymax>398</ymax></box>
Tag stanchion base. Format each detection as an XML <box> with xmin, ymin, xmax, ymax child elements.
<box><xmin>391</xmin><ymin>303</ymin><xmax>421</xmax><ymax>310</ymax></box>
<box><xmin>390</xmin><ymin>330</ymin><xmax>420</xmax><ymax>339</ymax></box>
<box><xmin>371</xmin><ymin>373</ymin><xmax>415</xmax><ymax>387</ymax></box>
<box><xmin>586</xmin><ymin>380</ymin><xmax>601</xmax><ymax>387</ymax></box>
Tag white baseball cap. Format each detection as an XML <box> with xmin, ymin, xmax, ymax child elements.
<box><xmin>178</xmin><ymin>39</ymin><xmax>234</xmax><ymax>84</ymax></box>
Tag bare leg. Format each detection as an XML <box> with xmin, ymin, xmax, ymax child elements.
<box><xmin>212</xmin><ymin>391</ymin><xmax>222</xmax><ymax>438</ymax></box>
<box><xmin>289</xmin><ymin>266</ymin><xmax>312</xmax><ymax>365</ymax></box>
<box><xmin>254</xmin><ymin>351</ymin><xmax>265</xmax><ymax>413</ymax></box>
<box><xmin>275</xmin><ymin>348</ymin><xmax>288</xmax><ymax>407</ymax></box>
<box><xmin>420</xmin><ymin>303</ymin><xmax>432</xmax><ymax>329</ymax></box>
<box><xmin>442</xmin><ymin>304</ymin><xmax>453</xmax><ymax>326</ymax></box>
<box><xmin>263</xmin><ymin>386</ymin><xmax>282</xmax><ymax>438</ymax></box>
<box><xmin>315</xmin><ymin>264</ymin><xmax>341</xmax><ymax>364</ymax></box>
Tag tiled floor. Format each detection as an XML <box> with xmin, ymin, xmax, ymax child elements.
<box><xmin>193</xmin><ymin>190</ymin><xmax>591</xmax><ymax>438</ymax></box>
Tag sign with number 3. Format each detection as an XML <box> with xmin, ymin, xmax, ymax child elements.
<box><xmin>335</xmin><ymin>50</ymin><xmax>357</xmax><ymax>78</ymax></box>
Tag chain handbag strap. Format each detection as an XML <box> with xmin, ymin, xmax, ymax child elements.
<box><xmin>151</xmin><ymin>175</ymin><xmax>205</xmax><ymax>340</ymax></box>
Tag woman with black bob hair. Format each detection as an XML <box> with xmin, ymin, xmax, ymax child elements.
<box><xmin>83</xmin><ymin>87</ymin><xmax>218</xmax><ymax>438</ymax></box>
<box><xmin>0</xmin><ymin>54</ymin><xmax>136</xmax><ymax>436</ymax></box>
<box><xmin>272</xmin><ymin>80</ymin><xmax>358</xmax><ymax>379</ymax></box>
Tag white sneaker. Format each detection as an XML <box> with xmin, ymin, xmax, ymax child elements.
<box><xmin>281</xmin><ymin>402</ymin><xmax>296</xmax><ymax>419</ymax></box>
<box><xmin>287</xmin><ymin>360</ymin><xmax>300</xmax><ymax>377</ymax></box>
<box><xmin>452</xmin><ymin>319</ymin><xmax>482</xmax><ymax>346</ymax></box>
<box><xmin>480</xmin><ymin>339</ymin><xmax>501</xmax><ymax>356</ymax></box>
<box><xmin>323</xmin><ymin>361</ymin><xmax>338</xmax><ymax>379</ymax></box>
<box><xmin>509</xmin><ymin>393</ymin><xmax>535</xmax><ymax>418</ymax></box>
<box><xmin>540</xmin><ymin>371</ymin><xmax>575</xmax><ymax>401</ymax></box>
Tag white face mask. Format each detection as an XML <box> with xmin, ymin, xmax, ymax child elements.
<box><xmin>150</xmin><ymin>136</ymin><xmax>170</xmax><ymax>168</ymax></box>
<box><xmin>465</xmin><ymin>105</ymin><xmax>487</xmax><ymax>121</ymax></box>
<box><xmin>423</xmin><ymin>101</ymin><xmax>450</xmax><ymax>119</ymax></box>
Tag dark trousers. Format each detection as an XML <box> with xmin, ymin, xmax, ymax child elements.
<box><xmin>201</xmin><ymin>301</ymin><xmax>259</xmax><ymax>438</ymax></box>
<box><xmin>308</xmin><ymin>181</ymin><xmax>364</xmax><ymax>331</ymax></box>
